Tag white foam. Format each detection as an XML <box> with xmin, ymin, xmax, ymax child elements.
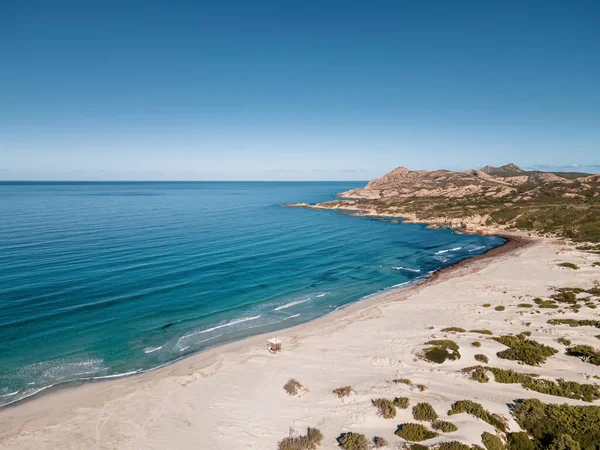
<box><xmin>179</xmin><ymin>315</ymin><xmax>262</xmax><ymax>340</ymax></box>
<box><xmin>144</xmin><ymin>345</ymin><xmax>163</xmax><ymax>354</ymax></box>
<box><xmin>0</xmin><ymin>390</ymin><xmax>20</xmax><ymax>398</ymax></box>
<box><xmin>468</xmin><ymin>245</ymin><xmax>485</xmax><ymax>252</ymax></box>
<box><xmin>273</xmin><ymin>298</ymin><xmax>310</xmax><ymax>311</ymax></box>
<box><xmin>282</xmin><ymin>313</ymin><xmax>301</xmax><ymax>321</ymax></box>
<box><xmin>392</xmin><ymin>266</ymin><xmax>421</xmax><ymax>273</ymax></box>
<box><xmin>435</xmin><ymin>246</ymin><xmax>462</xmax><ymax>255</ymax></box>
<box><xmin>315</xmin><ymin>293</ymin><xmax>327</xmax><ymax>298</ymax></box>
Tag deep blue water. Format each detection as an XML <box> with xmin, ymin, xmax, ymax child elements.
<box><xmin>0</xmin><ymin>182</ymin><xmax>504</xmax><ymax>406</ymax></box>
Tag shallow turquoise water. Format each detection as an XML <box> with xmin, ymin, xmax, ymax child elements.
<box><xmin>0</xmin><ymin>182</ymin><xmax>504</xmax><ymax>405</ymax></box>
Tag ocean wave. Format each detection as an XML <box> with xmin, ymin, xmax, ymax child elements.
<box><xmin>273</xmin><ymin>298</ymin><xmax>310</xmax><ymax>311</ymax></box>
<box><xmin>468</xmin><ymin>245</ymin><xmax>485</xmax><ymax>252</ymax></box>
<box><xmin>315</xmin><ymin>293</ymin><xmax>327</xmax><ymax>298</ymax></box>
<box><xmin>392</xmin><ymin>266</ymin><xmax>421</xmax><ymax>273</ymax></box>
<box><xmin>178</xmin><ymin>315</ymin><xmax>262</xmax><ymax>341</ymax></box>
<box><xmin>144</xmin><ymin>345</ymin><xmax>163</xmax><ymax>354</ymax></box>
<box><xmin>434</xmin><ymin>247</ymin><xmax>462</xmax><ymax>255</ymax></box>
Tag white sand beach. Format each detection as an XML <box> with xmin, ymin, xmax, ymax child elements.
<box><xmin>1</xmin><ymin>234</ymin><xmax>599</xmax><ymax>449</ymax></box>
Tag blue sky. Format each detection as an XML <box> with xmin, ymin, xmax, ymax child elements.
<box><xmin>1</xmin><ymin>0</ymin><xmax>599</xmax><ymax>180</ymax></box>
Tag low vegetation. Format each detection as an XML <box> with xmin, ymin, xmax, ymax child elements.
<box><xmin>442</xmin><ymin>327</ymin><xmax>466</xmax><ymax>333</ymax></box>
<box><xmin>472</xmin><ymin>341</ymin><xmax>482</xmax><ymax>347</ymax></box>
<box><xmin>394</xmin><ymin>396</ymin><xmax>410</xmax><ymax>409</ymax></box>
<box><xmin>533</xmin><ymin>298</ymin><xmax>559</xmax><ymax>308</ymax></box>
<box><xmin>512</xmin><ymin>398</ymin><xmax>600</xmax><ymax>448</ymax></box>
<box><xmin>481</xmin><ymin>432</ymin><xmax>505</xmax><ymax>450</ymax></box>
<box><xmin>557</xmin><ymin>262</ymin><xmax>579</xmax><ymax>270</ymax></box>
<box><xmin>448</xmin><ymin>400</ymin><xmax>507</xmax><ymax>432</ymax></box>
<box><xmin>518</xmin><ymin>303</ymin><xmax>533</xmax><ymax>308</ymax></box>
<box><xmin>337</xmin><ymin>432</ymin><xmax>369</xmax><ymax>450</ymax></box>
<box><xmin>462</xmin><ymin>366</ymin><xmax>600</xmax><ymax>402</ymax></box>
<box><xmin>566</xmin><ymin>345</ymin><xmax>600</xmax><ymax>365</ymax></box>
<box><xmin>332</xmin><ymin>386</ymin><xmax>354</xmax><ymax>398</ymax></box>
<box><xmin>412</xmin><ymin>402</ymin><xmax>438</xmax><ymax>421</ymax></box>
<box><xmin>372</xmin><ymin>398</ymin><xmax>396</xmax><ymax>419</ymax></box>
<box><xmin>392</xmin><ymin>378</ymin><xmax>412</xmax><ymax>385</ymax></box>
<box><xmin>395</xmin><ymin>423</ymin><xmax>437</xmax><ymax>442</ymax></box>
<box><xmin>278</xmin><ymin>427</ymin><xmax>323</xmax><ymax>450</ymax></box>
<box><xmin>432</xmin><ymin>420</ymin><xmax>458</xmax><ymax>433</ymax></box>
<box><xmin>436</xmin><ymin>443</ymin><xmax>471</xmax><ymax>450</ymax></box>
<box><xmin>492</xmin><ymin>334</ymin><xmax>558</xmax><ymax>365</ymax></box>
<box><xmin>548</xmin><ymin>318</ymin><xmax>600</xmax><ymax>328</ymax></box>
<box><xmin>471</xmin><ymin>329</ymin><xmax>493</xmax><ymax>335</ymax></box>
<box><xmin>422</xmin><ymin>340</ymin><xmax>461</xmax><ymax>363</ymax></box>
<box><xmin>474</xmin><ymin>354</ymin><xmax>489</xmax><ymax>364</ymax></box>
<box><xmin>284</xmin><ymin>379</ymin><xmax>304</xmax><ymax>396</ymax></box>
<box><xmin>482</xmin><ymin>303</ymin><xmax>492</xmax><ymax>308</ymax></box>
<box><xmin>557</xmin><ymin>337</ymin><xmax>571</xmax><ymax>346</ymax></box>
<box><xmin>494</xmin><ymin>306</ymin><xmax>505</xmax><ymax>311</ymax></box>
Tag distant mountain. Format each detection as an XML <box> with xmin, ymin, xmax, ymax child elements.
<box><xmin>289</xmin><ymin>164</ymin><xmax>600</xmax><ymax>243</ymax></box>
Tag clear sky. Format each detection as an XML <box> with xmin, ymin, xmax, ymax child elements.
<box><xmin>1</xmin><ymin>0</ymin><xmax>599</xmax><ymax>180</ymax></box>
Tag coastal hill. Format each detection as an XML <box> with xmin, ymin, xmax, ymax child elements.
<box><xmin>290</xmin><ymin>163</ymin><xmax>600</xmax><ymax>243</ymax></box>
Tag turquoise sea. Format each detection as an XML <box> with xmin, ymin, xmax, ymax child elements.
<box><xmin>0</xmin><ymin>182</ymin><xmax>504</xmax><ymax>406</ymax></box>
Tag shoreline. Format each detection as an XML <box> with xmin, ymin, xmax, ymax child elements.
<box><xmin>4</xmin><ymin>230</ymin><xmax>598</xmax><ymax>449</ymax></box>
<box><xmin>0</xmin><ymin>230</ymin><xmax>520</xmax><ymax>412</ymax></box>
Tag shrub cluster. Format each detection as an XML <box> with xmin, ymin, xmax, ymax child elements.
<box><xmin>447</xmin><ymin>400</ymin><xmax>507</xmax><ymax>432</ymax></box>
<box><xmin>394</xmin><ymin>423</ymin><xmax>437</xmax><ymax>442</ymax></box>
<box><xmin>436</xmin><ymin>442</ymin><xmax>471</xmax><ymax>450</ymax></box>
<box><xmin>333</xmin><ymin>386</ymin><xmax>354</xmax><ymax>398</ymax></box>
<box><xmin>557</xmin><ymin>262</ymin><xmax>579</xmax><ymax>270</ymax></box>
<box><xmin>512</xmin><ymin>398</ymin><xmax>600</xmax><ymax>448</ymax></box>
<box><xmin>547</xmin><ymin>319</ymin><xmax>600</xmax><ymax>328</ymax></box>
<box><xmin>441</xmin><ymin>327</ymin><xmax>467</xmax><ymax>333</ymax></box>
<box><xmin>518</xmin><ymin>303</ymin><xmax>533</xmax><ymax>308</ymax></box>
<box><xmin>394</xmin><ymin>396</ymin><xmax>410</xmax><ymax>409</ymax></box>
<box><xmin>471</xmin><ymin>329</ymin><xmax>493</xmax><ymax>335</ymax></box>
<box><xmin>432</xmin><ymin>419</ymin><xmax>458</xmax><ymax>433</ymax></box>
<box><xmin>284</xmin><ymin>379</ymin><xmax>304</xmax><ymax>396</ymax></box>
<box><xmin>482</xmin><ymin>303</ymin><xmax>492</xmax><ymax>308</ymax></box>
<box><xmin>278</xmin><ymin>427</ymin><xmax>323</xmax><ymax>450</ymax></box>
<box><xmin>494</xmin><ymin>306</ymin><xmax>506</xmax><ymax>311</ymax></box>
<box><xmin>474</xmin><ymin>354</ymin><xmax>489</xmax><ymax>364</ymax></box>
<box><xmin>481</xmin><ymin>432</ymin><xmax>505</xmax><ymax>450</ymax></box>
<box><xmin>492</xmin><ymin>335</ymin><xmax>558</xmax><ymax>365</ymax></box>
<box><xmin>463</xmin><ymin>366</ymin><xmax>600</xmax><ymax>402</ymax></box>
<box><xmin>412</xmin><ymin>402</ymin><xmax>438</xmax><ymax>421</ymax></box>
<box><xmin>533</xmin><ymin>298</ymin><xmax>558</xmax><ymax>308</ymax></box>
<box><xmin>557</xmin><ymin>337</ymin><xmax>571</xmax><ymax>346</ymax></box>
<box><xmin>392</xmin><ymin>378</ymin><xmax>412</xmax><ymax>385</ymax></box>
<box><xmin>372</xmin><ymin>398</ymin><xmax>396</xmax><ymax>419</ymax></box>
<box><xmin>422</xmin><ymin>340</ymin><xmax>461</xmax><ymax>363</ymax></box>
<box><xmin>472</xmin><ymin>341</ymin><xmax>482</xmax><ymax>348</ymax></box>
<box><xmin>566</xmin><ymin>345</ymin><xmax>600</xmax><ymax>365</ymax></box>
<box><xmin>337</xmin><ymin>432</ymin><xmax>369</xmax><ymax>450</ymax></box>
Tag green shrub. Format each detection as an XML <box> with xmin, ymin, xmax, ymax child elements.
<box><xmin>548</xmin><ymin>434</ymin><xmax>581</xmax><ymax>450</ymax></box>
<box><xmin>394</xmin><ymin>396</ymin><xmax>410</xmax><ymax>409</ymax></box>
<box><xmin>436</xmin><ymin>443</ymin><xmax>471</xmax><ymax>450</ymax></box>
<box><xmin>432</xmin><ymin>419</ymin><xmax>458</xmax><ymax>433</ymax></box>
<box><xmin>278</xmin><ymin>427</ymin><xmax>324</xmax><ymax>450</ymax></box>
<box><xmin>585</xmin><ymin>301</ymin><xmax>596</xmax><ymax>309</ymax></box>
<box><xmin>333</xmin><ymin>386</ymin><xmax>354</xmax><ymax>398</ymax></box>
<box><xmin>492</xmin><ymin>335</ymin><xmax>558</xmax><ymax>365</ymax></box>
<box><xmin>558</xmin><ymin>262</ymin><xmax>579</xmax><ymax>270</ymax></box>
<box><xmin>471</xmin><ymin>366</ymin><xmax>490</xmax><ymax>383</ymax></box>
<box><xmin>463</xmin><ymin>366</ymin><xmax>600</xmax><ymax>402</ymax></box>
<box><xmin>566</xmin><ymin>345</ymin><xmax>600</xmax><ymax>365</ymax></box>
<box><xmin>337</xmin><ymin>432</ymin><xmax>369</xmax><ymax>450</ymax></box>
<box><xmin>393</xmin><ymin>378</ymin><xmax>412</xmax><ymax>385</ymax></box>
<box><xmin>494</xmin><ymin>306</ymin><xmax>505</xmax><ymax>311</ymax></box>
<box><xmin>471</xmin><ymin>329</ymin><xmax>493</xmax><ymax>335</ymax></box>
<box><xmin>518</xmin><ymin>303</ymin><xmax>533</xmax><ymax>308</ymax></box>
<box><xmin>506</xmin><ymin>432</ymin><xmax>536</xmax><ymax>450</ymax></box>
<box><xmin>395</xmin><ymin>423</ymin><xmax>437</xmax><ymax>442</ymax></box>
<box><xmin>442</xmin><ymin>327</ymin><xmax>467</xmax><ymax>333</ymax></box>
<box><xmin>533</xmin><ymin>298</ymin><xmax>559</xmax><ymax>308</ymax></box>
<box><xmin>557</xmin><ymin>337</ymin><xmax>571</xmax><ymax>346</ymax></box>
<box><xmin>512</xmin><ymin>398</ymin><xmax>600</xmax><ymax>448</ymax></box>
<box><xmin>412</xmin><ymin>402</ymin><xmax>438</xmax><ymax>421</ymax></box>
<box><xmin>481</xmin><ymin>432</ymin><xmax>505</xmax><ymax>450</ymax></box>
<box><xmin>547</xmin><ymin>319</ymin><xmax>600</xmax><ymax>328</ymax></box>
<box><xmin>372</xmin><ymin>436</ymin><xmax>388</xmax><ymax>448</ymax></box>
<box><xmin>448</xmin><ymin>400</ymin><xmax>506</xmax><ymax>432</ymax></box>
<box><xmin>372</xmin><ymin>398</ymin><xmax>396</xmax><ymax>419</ymax></box>
<box><xmin>473</xmin><ymin>341</ymin><xmax>482</xmax><ymax>347</ymax></box>
<box><xmin>284</xmin><ymin>379</ymin><xmax>304</xmax><ymax>395</ymax></box>
<box><xmin>422</xmin><ymin>340</ymin><xmax>461</xmax><ymax>363</ymax></box>
<box><xmin>474</xmin><ymin>354</ymin><xmax>489</xmax><ymax>364</ymax></box>
<box><xmin>482</xmin><ymin>303</ymin><xmax>492</xmax><ymax>308</ymax></box>
<box><xmin>551</xmin><ymin>290</ymin><xmax>578</xmax><ymax>304</ymax></box>
<box><xmin>407</xmin><ymin>445</ymin><xmax>428</xmax><ymax>450</ymax></box>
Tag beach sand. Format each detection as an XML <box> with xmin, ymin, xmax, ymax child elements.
<box><xmin>1</xmin><ymin>233</ymin><xmax>599</xmax><ymax>449</ymax></box>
